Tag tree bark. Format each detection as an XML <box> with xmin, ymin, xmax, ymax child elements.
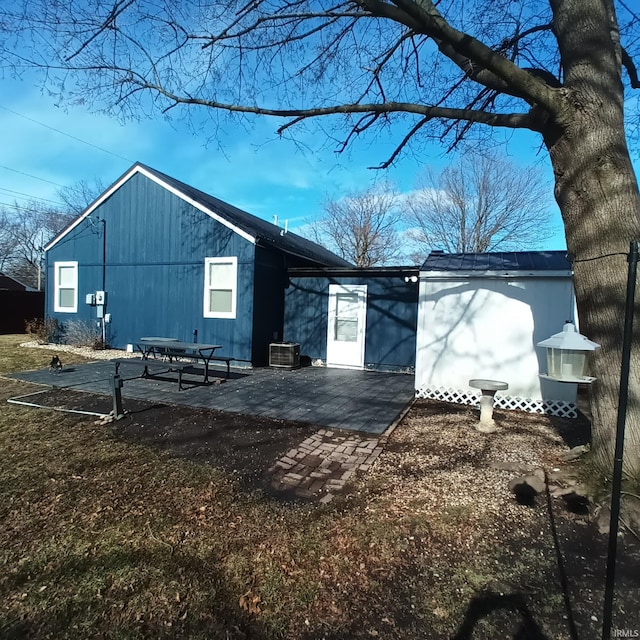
<box><xmin>543</xmin><ymin>0</ymin><xmax>640</xmax><ymax>481</ymax></box>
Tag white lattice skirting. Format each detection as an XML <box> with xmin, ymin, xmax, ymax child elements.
<box><xmin>415</xmin><ymin>386</ymin><xmax>578</xmax><ymax>419</ymax></box>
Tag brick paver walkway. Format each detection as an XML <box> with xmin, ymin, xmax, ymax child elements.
<box><xmin>268</xmin><ymin>428</ymin><xmax>384</xmax><ymax>502</ymax></box>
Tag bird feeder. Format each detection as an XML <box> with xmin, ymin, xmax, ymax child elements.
<box><xmin>537</xmin><ymin>322</ymin><xmax>600</xmax><ymax>383</ymax></box>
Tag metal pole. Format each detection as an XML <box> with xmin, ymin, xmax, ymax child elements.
<box><xmin>111</xmin><ymin>374</ymin><xmax>124</xmax><ymax>420</ymax></box>
<box><xmin>101</xmin><ymin>218</ymin><xmax>107</xmax><ymax>346</ymax></box>
<box><xmin>601</xmin><ymin>240</ymin><xmax>638</xmax><ymax>640</ymax></box>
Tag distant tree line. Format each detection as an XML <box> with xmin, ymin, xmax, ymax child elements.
<box><xmin>307</xmin><ymin>153</ymin><xmax>553</xmax><ymax>267</ymax></box>
<box><xmin>0</xmin><ymin>180</ymin><xmax>103</xmax><ymax>290</ymax></box>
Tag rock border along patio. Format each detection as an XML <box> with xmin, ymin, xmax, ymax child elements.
<box><xmin>268</xmin><ymin>428</ymin><xmax>385</xmax><ymax>503</ymax></box>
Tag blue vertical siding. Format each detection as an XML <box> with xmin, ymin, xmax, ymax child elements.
<box><xmin>365</xmin><ymin>279</ymin><xmax>419</xmax><ymax>371</ymax></box>
<box><xmin>283</xmin><ymin>277</ymin><xmax>328</xmax><ymax>359</ymax></box>
<box><xmin>251</xmin><ymin>247</ymin><xmax>286</xmax><ymax>365</ymax></box>
<box><xmin>284</xmin><ymin>275</ymin><xmax>418</xmax><ymax>371</ymax></box>
<box><xmin>46</xmin><ymin>173</ymin><xmax>258</xmax><ymax>360</ymax></box>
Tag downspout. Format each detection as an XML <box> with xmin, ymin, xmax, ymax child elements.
<box><xmin>101</xmin><ymin>218</ymin><xmax>106</xmax><ymax>345</ymax></box>
<box><xmin>101</xmin><ymin>217</ymin><xmax>106</xmax><ymax>293</ymax></box>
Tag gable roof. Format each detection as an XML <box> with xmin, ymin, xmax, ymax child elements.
<box><xmin>45</xmin><ymin>163</ymin><xmax>352</xmax><ymax>267</ymax></box>
<box><xmin>420</xmin><ymin>250</ymin><xmax>572</xmax><ymax>276</ymax></box>
<box><xmin>0</xmin><ymin>272</ymin><xmax>29</xmax><ymax>290</ymax></box>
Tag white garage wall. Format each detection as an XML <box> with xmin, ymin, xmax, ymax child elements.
<box><xmin>415</xmin><ymin>274</ymin><xmax>578</xmax><ymax>416</ymax></box>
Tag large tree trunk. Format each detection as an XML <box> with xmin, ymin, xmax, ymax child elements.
<box><xmin>555</xmin><ymin>137</ymin><xmax>640</xmax><ymax>482</ymax></box>
<box><xmin>542</xmin><ymin>0</ymin><xmax>640</xmax><ymax>480</ymax></box>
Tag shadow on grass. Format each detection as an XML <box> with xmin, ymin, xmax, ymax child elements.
<box><xmin>0</xmin><ymin>545</ymin><xmax>269</xmax><ymax>640</ymax></box>
<box><xmin>451</xmin><ymin>592</ymin><xmax>548</xmax><ymax>640</ymax></box>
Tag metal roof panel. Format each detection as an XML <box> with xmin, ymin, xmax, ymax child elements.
<box><xmin>420</xmin><ymin>250</ymin><xmax>571</xmax><ymax>273</ymax></box>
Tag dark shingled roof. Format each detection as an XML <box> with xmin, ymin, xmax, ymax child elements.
<box><xmin>139</xmin><ymin>164</ymin><xmax>352</xmax><ymax>268</ymax></box>
<box><xmin>0</xmin><ymin>272</ymin><xmax>28</xmax><ymax>290</ymax></box>
<box><xmin>421</xmin><ymin>250</ymin><xmax>571</xmax><ymax>273</ymax></box>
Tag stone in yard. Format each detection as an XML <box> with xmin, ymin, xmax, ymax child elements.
<box><xmin>489</xmin><ymin>461</ymin><xmax>536</xmax><ymax>474</ymax></box>
<box><xmin>559</xmin><ymin>444</ymin><xmax>590</xmax><ymax>461</ymax></box>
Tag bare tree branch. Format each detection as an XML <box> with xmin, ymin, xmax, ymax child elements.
<box><xmin>373</xmin><ymin>0</ymin><xmax>562</xmax><ymax>112</ymax></box>
<box><xmin>306</xmin><ymin>185</ymin><xmax>402</xmax><ymax>266</ymax></box>
<box><xmin>128</xmin><ymin>77</ymin><xmax>535</xmax><ymax>131</ymax></box>
<box><xmin>622</xmin><ymin>47</ymin><xmax>640</xmax><ymax>88</ymax></box>
<box><xmin>65</xmin><ymin>0</ymin><xmax>136</xmax><ymax>62</ymax></box>
<box><xmin>370</xmin><ymin>116</ymin><xmax>430</xmax><ymax>169</ymax></box>
<box><xmin>405</xmin><ymin>152</ymin><xmax>553</xmax><ymax>259</ymax></box>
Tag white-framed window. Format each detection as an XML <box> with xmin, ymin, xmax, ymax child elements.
<box><xmin>203</xmin><ymin>257</ymin><xmax>237</xmax><ymax>319</ymax></box>
<box><xmin>53</xmin><ymin>261</ymin><xmax>78</xmax><ymax>313</ymax></box>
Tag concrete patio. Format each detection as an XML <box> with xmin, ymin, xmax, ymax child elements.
<box><xmin>8</xmin><ymin>361</ymin><xmax>415</xmax><ymax>435</ymax></box>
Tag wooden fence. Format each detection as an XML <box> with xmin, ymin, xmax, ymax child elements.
<box><xmin>0</xmin><ymin>290</ymin><xmax>44</xmax><ymax>334</ymax></box>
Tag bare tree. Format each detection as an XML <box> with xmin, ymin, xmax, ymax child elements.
<box><xmin>0</xmin><ymin>210</ymin><xmax>18</xmax><ymax>273</ymax></box>
<box><xmin>1</xmin><ymin>0</ymin><xmax>639</xmax><ymax>480</ymax></box>
<box><xmin>58</xmin><ymin>178</ymin><xmax>106</xmax><ymax>216</ymax></box>
<box><xmin>308</xmin><ymin>187</ymin><xmax>401</xmax><ymax>266</ymax></box>
<box><xmin>0</xmin><ymin>201</ymin><xmax>72</xmax><ymax>289</ymax></box>
<box><xmin>406</xmin><ymin>154</ymin><xmax>552</xmax><ymax>261</ymax></box>
<box><xmin>0</xmin><ymin>180</ymin><xmax>104</xmax><ymax>289</ymax></box>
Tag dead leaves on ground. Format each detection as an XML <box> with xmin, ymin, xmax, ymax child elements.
<box><xmin>239</xmin><ymin>590</ymin><xmax>262</xmax><ymax>614</ymax></box>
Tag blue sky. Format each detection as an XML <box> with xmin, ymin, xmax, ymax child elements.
<box><xmin>1</xmin><ymin>73</ymin><xmax>569</xmax><ymax>252</ymax></box>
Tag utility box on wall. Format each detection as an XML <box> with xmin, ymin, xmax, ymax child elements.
<box><xmin>269</xmin><ymin>342</ymin><xmax>301</xmax><ymax>370</ymax></box>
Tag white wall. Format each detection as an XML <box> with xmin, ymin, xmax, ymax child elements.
<box><xmin>415</xmin><ymin>275</ymin><xmax>577</xmax><ymax>408</ymax></box>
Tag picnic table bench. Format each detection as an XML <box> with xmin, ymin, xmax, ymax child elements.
<box><xmin>113</xmin><ymin>357</ymin><xmax>194</xmax><ymax>390</ymax></box>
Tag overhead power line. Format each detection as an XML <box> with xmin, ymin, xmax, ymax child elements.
<box><xmin>0</xmin><ymin>187</ymin><xmax>65</xmax><ymax>207</ymax></box>
<box><xmin>0</xmin><ymin>200</ymin><xmax>52</xmax><ymax>213</ymax></box>
<box><xmin>0</xmin><ymin>165</ymin><xmax>66</xmax><ymax>188</ymax></box>
<box><xmin>0</xmin><ymin>104</ymin><xmax>134</xmax><ymax>163</ymax></box>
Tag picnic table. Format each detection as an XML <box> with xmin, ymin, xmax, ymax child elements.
<box><xmin>112</xmin><ymin>338</ymin><xmax>229</xmax><ymax>390</ymax></box>
<box><xmin>136</xmin><ymin>339</ymin><xmax>224</xmax><ymax>383</ymax></box>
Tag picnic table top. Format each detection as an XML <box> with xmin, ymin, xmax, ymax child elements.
<box><xmin>136</xmin><ymin>339</ymin><xmax>222</xmax><ymax>351</ymax></box>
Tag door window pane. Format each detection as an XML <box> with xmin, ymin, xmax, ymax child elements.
<box><xmin>335</xmin><ymin>318</ymin><xmax>358</xmax><ymax>342</ymax></box>
<box><xmin>334</xmin><ymin>293</ymin><xmax>359</xmax><ymax>341</ymax></box>
<box><xmin>336</xmin><ymin>293</ymin><xmax>359</xmax><ymax>316</ymax></box>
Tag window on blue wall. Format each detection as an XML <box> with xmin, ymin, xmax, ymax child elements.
<box><xmin>203</xmin><ymin>257</ymin><xmax>237</xmax><ymax>319</ymax></box>
<box><xmin>54</xmin><ymin>261</ymin><xmax>78</xmax><ymax>313</ymax></box>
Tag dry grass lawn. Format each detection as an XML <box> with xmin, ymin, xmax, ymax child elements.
<box><xmin>0</xmin><ymin>334</ymin><xmax>638</xmax><ymax>639</ymax></box>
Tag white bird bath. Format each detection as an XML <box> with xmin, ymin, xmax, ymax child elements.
<box><xmin>469</xmin><ymin>379</ymin><xmax>509</xmax><ymax>433</ymax></box>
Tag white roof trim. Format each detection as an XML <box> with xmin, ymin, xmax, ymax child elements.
<box><xmin>420</xmin><ymin>270</ymin><xmax>573</xmax><ymax>280</ymax></box>
<box><xmin>45</xmin><ymin>164</ymin><xmax>256</xmax><ymax>251</ymax></box>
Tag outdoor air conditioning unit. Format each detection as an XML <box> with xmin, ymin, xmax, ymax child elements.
<box><xmin>269</xmin><ymin>342</ymin><xmax>301</xmax><ymax>369</ymax></box>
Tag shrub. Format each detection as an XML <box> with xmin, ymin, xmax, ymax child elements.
<box><xmin>65</xmin><ymin>319</ymin><xmax>110</xmax><ymax>350</ymax></box>
<box><xmin>24</xmin><ymin>318</ymin><xmax>65</xmax><ymax>344</ymax></box>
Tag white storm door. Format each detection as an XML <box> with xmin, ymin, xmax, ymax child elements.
<box><xmin>326</xmin><ymin>284</ymin><xmax>367</xmax><ymax>369</ymax></box>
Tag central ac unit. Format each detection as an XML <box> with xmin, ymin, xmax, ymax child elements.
<box><xmin>269</xmin><ymin>342</ymin><xmax>301</xmax><ymax>369</ymax></box>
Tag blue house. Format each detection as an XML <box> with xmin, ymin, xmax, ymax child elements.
<box><xmin>283</xmin><ymin>267</ymin><xmax>419</xmax><ymax>372</ymax></box>
<box><xmin>44</xmin><ymin>163</ymin><xmax>350</xmax><ymax>365</ymax></box>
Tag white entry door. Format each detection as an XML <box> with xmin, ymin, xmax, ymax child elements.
<box><xmin>326</xmin><ymin>284</ymin><xmax>367</xmax><ymax>369</ymax></box>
